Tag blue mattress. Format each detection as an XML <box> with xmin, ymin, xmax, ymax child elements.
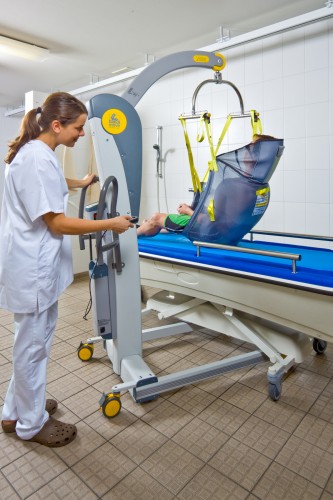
<box><xmin>138</xmin><ymin>233</ymin><xmax>333</xmax><ymax>294</ymax></box>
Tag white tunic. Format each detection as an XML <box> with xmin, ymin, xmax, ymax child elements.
<box><xmin>0</xmin><ymin>140</ymin><xmax>73</xmax><ymax>313</ymax></box>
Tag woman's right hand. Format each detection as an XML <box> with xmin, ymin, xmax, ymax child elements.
<box><xmin>109</xmin><ymin>215</ymin><xmax>134</xmax><ymax>234</ymax></box>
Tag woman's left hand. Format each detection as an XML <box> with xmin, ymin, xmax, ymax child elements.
<box><xmin>81</xmin><ymin>173</ymin><xmax>98</xmax><ymax>187</ymax></box>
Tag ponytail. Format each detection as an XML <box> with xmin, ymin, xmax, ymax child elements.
<box><xmin>5</xmin><ymin>92</ymin><xmax>87</xmax><ymax>164</ymax></box>
<box><xmin>5</xmin><ymin>108</ymin><xmax>42</xmax><ymax>164</ymax></box>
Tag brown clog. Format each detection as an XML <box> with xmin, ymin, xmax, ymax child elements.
<box><xmin>27</xmin><ymin>416</ymin><xmax>77</xmax><ymax>447</ymax></box>
<box><xmin>1</xmin><ymin>399</ymin><xmax>58</xmax><ymax>434</ymax></box>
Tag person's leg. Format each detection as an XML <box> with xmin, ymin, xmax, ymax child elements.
<box><xmin>137</xmin><ymin>212</ymin><xmax>167</xmax><ymax>236</ymax></box>
<box><xmin>2</xmin><ymin>302</ymin><xmax>58</xmax><ymax>440</ymax></box>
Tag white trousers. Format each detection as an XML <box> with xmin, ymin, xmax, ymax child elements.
<box><xmin>2</xmin><ymin>302</ymin><xmax>58</xmax><ymax>439</ymax></box>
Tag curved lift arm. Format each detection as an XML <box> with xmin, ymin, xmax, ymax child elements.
<box><xmin>122</xmin><ymin>50</ymin><xmax>226</xmax><ymax>108</ymax></box>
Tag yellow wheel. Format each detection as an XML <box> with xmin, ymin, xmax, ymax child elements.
<box><xmin>101</xmin><ymin>394</ymin><xmax>121</xmax><ymax>418</ymax></box>
<box><xmin>77</xmin><ymin>343</ymin><xmax>94</xmax><ymax>361</ymax></box>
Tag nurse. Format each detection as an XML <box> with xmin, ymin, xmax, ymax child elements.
<box><xmin>0</xmin><ymin>92</ymin><xmax>134</xmax><ymax>447</ymax></box>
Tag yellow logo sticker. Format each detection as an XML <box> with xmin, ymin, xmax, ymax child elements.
<box><xmin>193</xmin><ymin>54</ymin><xmax>210</xmax><ymax>64</ymax></box>
<box><xmin>101</xmin><ymin>108</ymin><xmax>127</xmax><ymax>135</ymax></box>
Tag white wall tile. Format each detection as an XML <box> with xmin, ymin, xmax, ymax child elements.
<box><xmin>261</xmin><ymin>201</ymin><xmax>284</xmax><ymax>231</ymax></box>
<box><xmin>305</xmin><ymin>102</ymin><xmax>330</xmax><ymax>137</ymax></box>
<box><xmin>306</xmin><ymin>170</ymin><xmax>330</xmax><ymax>203</ymax></box>
<box><xmin>263</xmin><ymin>78</ymin><xmax>283</xmax><ymax>111</ymax></box>
<box><xmin>282</xmin><ymin>29</ymin><xmax>305</xmax><ymax>76</ymax></box>
<box><xmin>305</xmin><ymin>203</ymin><xmax>330</xmax><ymax>236</ymax></box>
<box><xmin>262</xmin><ymin>34</ymin><xmax>283</xmax><ymax>81</ymax></box>
<box><xmin>283</xmin><ymin>138</ymin><xmax>306</xmax><ymax>171</ymax></box>
<box><xmin>284</xmin><ymin>202</ymin><xmax>306</xmax><ymax>233</ymax></box>
<box><xmin>284</xmin><ymin>106</ymin><xmax>306</xmax><ymax>139</ymax></box>
<box><xmin>283</xmin><ymin>74</ymin><xmax>305</xmax><ymax>108</ymax></box>
<box><xmin>305</xmin><ymin>68</ymin><xmax>329</xmax><ymax>105</ymax></box>
<box><xmin>306</xmin><ymin>135</ymin><xmax>330</xmax><ymax>170</ymax></box>
<box><xmin>284</xmin><ymin>170</ymin><xmax>306</xmax><ymax>202</ymax></box>
<box><xmin>304</xmin><ymin>21</ymin><xmax>329</xmax><ymax>72</ymax></box>
<box><xmin>244</xmin><ymin>40</ymin><xmax>263</xmax><ymax>84</ymax></box>
<box><xmin>269</xmin><ymin>170</ymin><xmax>284</xmax><ymax>202</ymax></box>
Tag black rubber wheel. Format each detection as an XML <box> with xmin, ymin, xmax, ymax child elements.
<box><xmin>268</xmin><ymin>382</ymin><xmax>281</xmax><ymax>401</ymax></box>
<box><xmin>313</xmin><ymin>338</ymin><xmax>327</xmax><ymax>355</ymax></box>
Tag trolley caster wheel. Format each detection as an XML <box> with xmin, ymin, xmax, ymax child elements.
<box><xmin>313</xmin><ymin>338</ymin><xmax>327</xmax><ymax>355</ymax></box>
<box><xmin>77</xmin><ymin>342</ymin><xmax>94</xmax><ymax>361</ymax></box>
<box><xmin>100</xmin><ymin>393</ymin><xmax>121</xmax><ymax>418</ymax></box>
<box><xmin>268</xmin><ymin>382</ymin><xmax>281</xmax><ymax>401</ymax></box>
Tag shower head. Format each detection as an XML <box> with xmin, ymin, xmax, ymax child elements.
<box><xmin>153</xmin><ymin>144</ymin><xmax>160</xmax><ymax>151</ymax></box>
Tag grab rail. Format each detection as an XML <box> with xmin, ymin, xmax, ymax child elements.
<box><xmin>249</xmin><ymin>230</ymin><xmax>333</xmax><ymax>243</ymax></box>
<box><xmin>193</xmin><ymin>241</ymin><xmax>301</xmax><ymax>273</ymax></box>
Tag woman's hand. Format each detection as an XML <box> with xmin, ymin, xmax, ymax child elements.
<box><xmin>66</xmin><ymin>174</ymin><xmax>98</xmax><ymax>190</ymax></box>
<box><xmin>108</xmin><ymin>215</ymin><xmax>134</xmax><ymax>234</ymax></box>
<box><xmin>80</xmin><ymin>173</ymin><xmax>98</xmax><ymax>188</ymax></box>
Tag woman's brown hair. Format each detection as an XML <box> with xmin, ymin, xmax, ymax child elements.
<box><xmin>5</xmin><ymin>92</ymin><xmax>87</xmax><ymax>164</ymax></box>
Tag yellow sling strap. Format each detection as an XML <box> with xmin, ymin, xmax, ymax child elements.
<box><xmin>179</xmin><ymin>115</ymin><xmax>202</xmax><ymax>193</ymax></box>
<box><xmin>214</xmin><ymin>114</ymin><xmax>233</xmax><ymax>157</ymax></box>
<box><xmin>250</xmin><ymin>110</ymin><xmax>262</xmax><ymax>137</ymax></box>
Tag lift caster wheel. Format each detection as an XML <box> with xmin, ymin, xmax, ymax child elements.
<box><xmin>77</xmin><ymin>342</ymin><xmax>94</xmax><ymax>361</ymax></box>
<box><xmin>313</xmin><ymin>338</ymin><xmax>327</xmax><ymax>355</ymax></box>
<box><xmin>100</xmin><ymin>393</ymin><xmax>121</xmax><ymax>418</ymax></box>
<box><xmin>268</xmin><ymin>382</ymin><xmax>282</xmax><ymax>401</ymax></box>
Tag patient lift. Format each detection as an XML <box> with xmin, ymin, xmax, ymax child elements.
<box><xmin>77</xmin><ymin>51</ymin><xmax>323</xmax><ymax>418</ymax></box>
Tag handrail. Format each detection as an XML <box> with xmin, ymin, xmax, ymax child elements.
<box><xmin>249</xmin><ymin>229</ymin><xmax>333</xmax><ymax>243</ymax></box>
<box><xmin>193</xmin><ymin>240</ymin><xmax>301</xmax><ymax>273</ymax></box>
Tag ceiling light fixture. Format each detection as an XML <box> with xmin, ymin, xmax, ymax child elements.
<box><xmin>0</xmin><ymin>35</ymin><xmax>49</xmax><ymax>62</ymax></box>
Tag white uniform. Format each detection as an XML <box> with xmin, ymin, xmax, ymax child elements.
<box><xmin>0</xmin><ymin>140</ymin><xmax>73</xmax><ymax>439</ymax></box>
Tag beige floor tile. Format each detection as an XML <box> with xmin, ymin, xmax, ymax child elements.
<box><xmin>176</xmin><ymin>464</ymin><xmax>249</xmax><ymax>499</ymax></box>
<box><xmin>192</xmin><ymin>371</ymin><xmax>236</xmax><ymax>397</ymax></box>
<box><xmin>144</xmin><ymin>348</ymin><xmax>183</xmax><ymax>371</ymax></box>
<box><xmin>208</xmin><ymin>437</ymin><xmax>272</xmax><ymax>492</ymax></box>
<box><xmin>110</xmin><ymin>419</ymin><xmax>168</xmax><ymax>464</ymax></box>
<box><xmin>72</xmin><ymin>442</ymin><xmax>136</xmax><ymax>497</ymax></box>
<box><xmin>293</xmin><ymin>413</ymin><xmax>333</xmax><ymax>453</ymax></box>
<box><xmin>232</xmin><ymin>414</ymin><xmax>290</xmax><ymax>459</ymax></box>
<box><xmin>27</xmin><ymin>469</ymin><xmax>98</xmax><ymax>499</ymax></box>
<box><xmin>326</xmin><ymin>471</ymin><xmax>333</xmax><ymax>494</ymax></box>
<box><xmin>167</xmin><ymin>384</ymin><xmax>217</xmax><ymax>416</ymax></box>
<box><xmin>0</xmin><ymin>470</ymin><xmax>20</xmax><ymax>499</ymax></box>
<box><xmin>102</xmin><ymin>467</ymin><xmax>174</xmax><ymax>499</ymax></box>
<box><xmin>85</xmin><ymin>406</ymin><xmax>138</xmax><ymax>441</ymax></box>
<box><xmin>275</xmin><ymin>435</ymin><xmax>333</xmax><ymax>488</ymax></box>
<box><xmin>309</xmin><ymin>379</ymin><xmax>333</xmax><ymax>424</ymax></box>
<box><xmin>0</xmin><ymin>360</ymin><xmax>12</xmax><ymax>383</ymax></box>
<box><xmin>198</xmin><ymin>398</ymin><xmax>251</xmax><ymax>435</ymax></box>
<box><xmin>120</xmin><ymin>389</ymin><xmax>165</xmax><ymax>418</ymax></box>
<box><xmin>47</xmin><ymin>372</ymin><xmax>90</xmax><ymax>401</ymax></box>
<box><xmin>46</xmin><ymin>360</ymin><xmax>70</xmax><ymax>384</ymax></box>
<box><xmin>1</xmin><ymin>447</ymin><xmax>68</xmax><ymax>499</ymax></box>
<box><xmin>321</xmin><ymin>492</ymin><xmax>333</xmax><ymax>500</ymax></box>
<box><xmin>141</xmin><ymin>399</ymin><xmax>194</xmax><ymax>438</ymax></box>
<box><xmin>252</xmin><ymin>461</ymin><xmax>323</xmax><ymax>499</ymax></box>
<box><xmin>53</xmin><ymin>420</ymin><xmax>106</xmax><ymax>466</ymax></box>
<box><xmin>0</xmin><ymin>432</ymin><xmax>37</xmax><ymax>468</ymax></box>
<box><xmin>280</xmin><ymin>367</ymin><xmax>330</xmax><ymax>411</ymax></box>
<box><xmin>171</xmin><ymin>417</ymin><xmax>229</xmax><ymax>462</ymax></box>
<box><xmin>141</xmin><ymin>440</ymin><xmax>204</xmax><ymax>495</ymax></box>
<box><xmin>219</xmin><ymin>381</ymin><xmax>267</xmax><ymax>413</ymax></box>
<box><xmin>61</xmin><ymin>385</ymin><xmax>104</xmax><ymax>419</ymax></box>
<box><xmin>254</xmin><ymin>399</ymin><xmax>305</xmax><ymax>433</ymax></box>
